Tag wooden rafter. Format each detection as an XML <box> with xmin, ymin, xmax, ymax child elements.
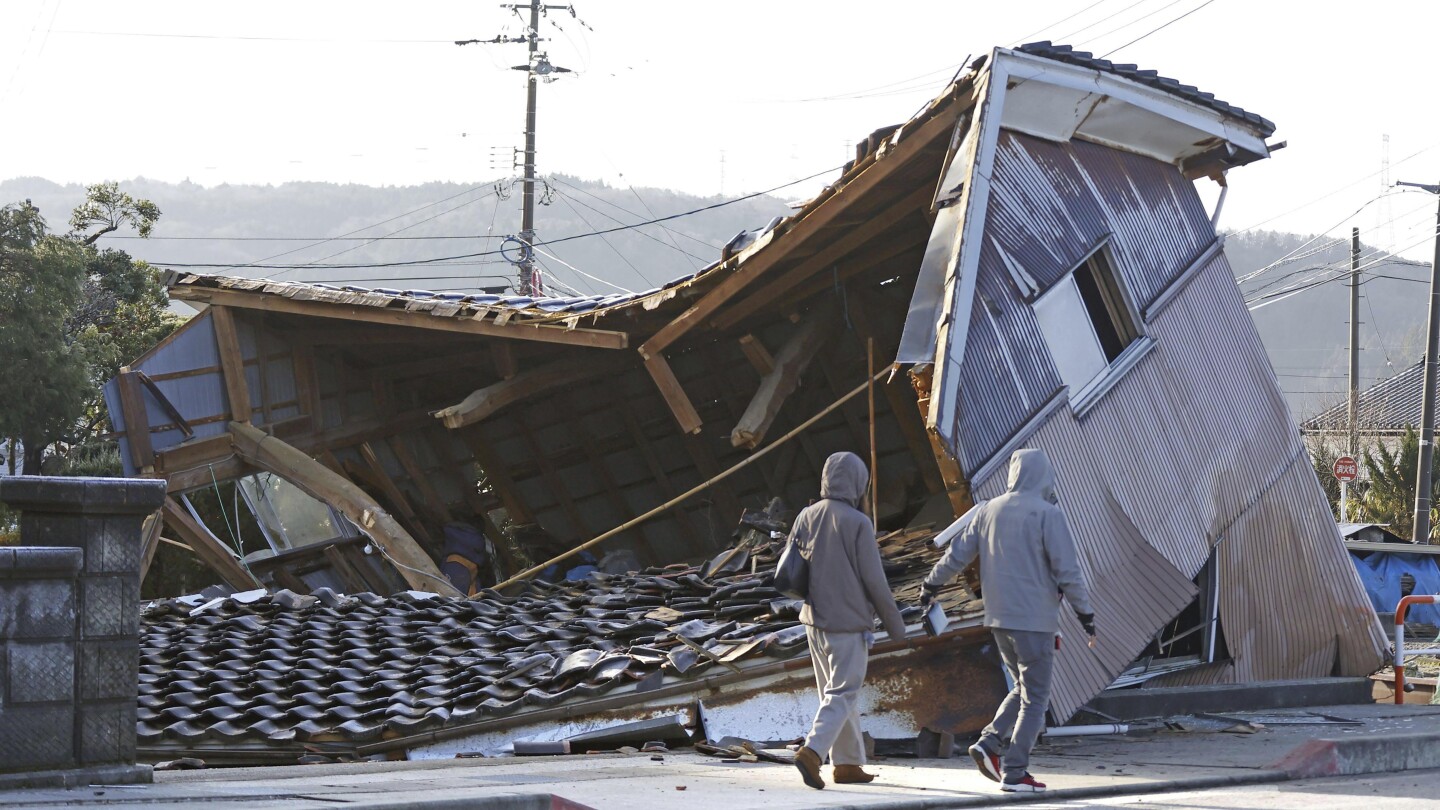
<box><xmin>228</xmin><ymin>421</ymin><xmax>460</xmax><ymax>596</ymax></box>
<box><xmin>609</xmin><ymin>387</ymin><xmax>705</xmax><ymax>544</ymax></box>
<box><xmin>553</xmin><ymin>392</ymin><xmax>661</xmax><ymax>560</ymax></box>
<box><xmin>359</xmin><ymin>442</ymin><xmax>433</xmax><ymax>545</ymax></box>
<box><xmin>387</xmin><ymin>435</ymin><xmax>455</xmax><ymax>526</ymax></box>
<box><xmin>512</xmin><ymin>410</ymin><xmax>588</xmax><ymax>541</ymax></box>
<box><xmin>434</xmin><ymin>356</ymin><xmax>623</xmax><ymax>431</ymax></box>
<box><xmin>461</xmin><ymin>426</ymin><xmax>536</xmax><ymax>526</ymax></box>
<box><xmin>737</xmin><ymin>334</ymin><xmax>775</xmax><ymax>375</ymax></box>
<box><xmin>637</xmin><ymin>101</ymin><xmax>961</xmax><ymax>359</ymax></box>
<box><xmin>160</xmin><ymin>496</ymin><xmax>260</xmax><ymax>591</ymax></box>
<box><xmin>173</xmin><ymin>286</ymin><xmax>630</xmax><ymax>349</ymax></box>
<box><xmin>711</xmin><ymin>184</ymin><xmax>934</xmax><ymax>333</ymax></box>
<box><xmin>138</xmin><ymin>512</ymin><xmax>163</xmax><ymax>585</ymax></box>
<box><xmin>643</xmin><ymin>352</ymin><xmax>703</xmax><ymax>435</ymax></box>
<box><xmin>210</xmin><ymin>306</ymin><xmax>253</xmax><ymax>423</ymax></box>
<box><xmin>731</xmin><ymin>304</ymin><xmax>839</xmax><ymax>449</ymax></box>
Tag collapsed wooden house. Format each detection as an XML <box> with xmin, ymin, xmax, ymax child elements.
<box><xmin>109</xmin><ymin>42</ymin><xmax>1388</xmax><ymax>753</ymax></box>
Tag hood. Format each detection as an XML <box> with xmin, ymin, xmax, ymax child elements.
<box><xmin>1007</xmin><ymin>448</ymin><xmax>1058</xmax><ymax>503</ymax></box>
<box><xmin>820</xmin><ymin>451</ymin><xmax>869</xmax><ymax>508</ymax></box>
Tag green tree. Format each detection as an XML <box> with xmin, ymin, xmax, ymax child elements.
<box><xmin>1352</xmin><ymin>427</ymin><xmax>1440</xmax><ymax>542</ymax></box>
<box><xmin>0</xmin><ymin>185</ymin><xmax>178</xmax><ymax>474</ymax></box>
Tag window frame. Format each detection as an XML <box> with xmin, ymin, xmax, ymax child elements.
<box><xmin>1030</xmin><ymin>238</ymin><xmax>1151</xmax><ymax>416</ymax></box>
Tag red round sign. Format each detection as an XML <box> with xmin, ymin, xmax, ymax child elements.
<box><xmin>1333</xmin><ymin>456</ymin><xmax>1358</xmax><ymax>482</ymax></box>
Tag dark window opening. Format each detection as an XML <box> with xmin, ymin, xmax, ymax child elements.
<box><xmin>1144</xmin><ymin>551</ymin><xmax>1228</xmax><ymax>663</ymax></box>
<box><xmin>1073</xmin><ymin>249</ymin><xmax>1138</xmax><ymax>362</ymax></box>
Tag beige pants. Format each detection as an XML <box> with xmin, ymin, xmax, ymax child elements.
<box><xmin>802</xmin><ymin>625</ymin><xmax>868</xmax><ymax>766</ymax></box>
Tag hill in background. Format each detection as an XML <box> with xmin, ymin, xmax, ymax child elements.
<box><xmin>3</xmin><ymin>177</ymin><xmax>1426</xmax><ymax>420</ymax></box>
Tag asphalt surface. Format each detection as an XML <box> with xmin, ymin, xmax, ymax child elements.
<box><xmin>0</xmin><ymin>703</ymin><xmax>1437</xmax><ymax>809</ymax></box>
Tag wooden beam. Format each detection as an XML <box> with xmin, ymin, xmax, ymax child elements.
<box><xmin>387</xmin><ymin>435</ymin><xmax>455</xmax><ymax>526</ymax></box>
<box><xmin>512</xmin><ymin>410</ymin><xmax>588</xmax><ymax>542</ymax></box>
<box><xmin>731</xmin><ymin>305</ymin><xmax>839</xmax><ymax>449</ymax></box>
<box><xmin>292</xmin><ymin>343</ymin><xmax>324</xmax><ymax>432</ymax></box>
<box><xmin>163</xmin><ymin>457</ymin><xmax>252</xmax><ymax>495</ymax></box>
<box><xmin>434</xmin><ymin>357</ymin><xmax>623</xmax><ymax>430</ymax></box>
<box><xmin>359</xmin><ymin>441</ymin><xmax>433</xmax><ymax>545</ymax></box>
<box><xmin>553</xmin><ymin>394</ymin><xmax>661</xmax><ymax>560</ymax></box>
<box><xmin>227</xmin><ymin>421</ymin><xmax>460</xmax><ymax>596</ymax></box>
<box><xmin>700</xmin><ymin>343</ymin><xmax>783</xmax><ymax>496</ymax></box>
<box><xmin>138</xmin><ymin>512</ymin><xmax>163</xmax><ymax>586</ymax></box>
<box><xmin>160</xmin><ymin>496</ymin><xmax>261</xmax><ymax>591</ymax></box>
<box><xmin>643</xmin><ymin>352</ymin><xmax>703</xmax><ymax>435</ymax></box>
<box><xmin>711</xmin><ymin>184</ymin><xmax>934</xmax><ymax>333</ymax></box>
<box><xmin>154</xmin><ymin>434</ymin><xmax>234</xmax><ymax>476</ymax></box>
<box><xmin>173</xmin><ymin>286</ymin><xmax>630</xmax><ymax>349</ymax></box>
<box><xmin>737</xmin><ymin>334</ymin><xmax>775</xmax><ymax>376</ymax></box>
<box><xmin>909</xmin><ymin>365</ymin><xmax>972</xmax><ymax>518</ymax></box>
<box><xmin>609</xmin><ymin>387</ymin><xmax>705</xmax><ymax>545</ymax></box>
<box><xmin>847</xmin><ymin>296</ymin><xmax>945</xmax><ymax>496</ymax></box>
<box><xmin>460</xmin><ymin>426</ymin><xmax>536</xmax><ymax>526</ymax></box>
<box><xmin>115</xmin><ymin>368</ymin><xmax>154</xmax><ymax>471</ymax></box>
<box><xmin>491</xmin><ymin>342</ymin><xmax>518</xmax><ymax>380</ymax></box>
<box><xmin>210</xmin><ymin>306</ymin><xmax>253</xmax><ymax>424</ymax></box>
<box><xmin>638</xmin><ymin>102</ymin><xmax>960</xmax><ymax>358</ymax></box>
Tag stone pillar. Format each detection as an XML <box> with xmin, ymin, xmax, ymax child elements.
<box><xmin>0</xmin><ymin>476</ymin><xmax>165</xmax><ymax>789</ymax></box>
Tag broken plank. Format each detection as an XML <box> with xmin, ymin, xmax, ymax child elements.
<box><xmin>434</xmin><ymin>356</ymin><xmax>623</xmax><ymax>430</ymax></box>
<box><xmin>360</xmin><ymin>441</ymin><xmax>433</xmax><ymax>546</ymax></box>
<box><xmin>731</xmin><ymin>304</ymin><xmax>839</xmax><ymax>449</ymax></box>
<box><xmin>228</xmin><ymin>421</ymin><xmax>460</xmax><ymax>596</ymax></box>
<box><xmin>172</xmin><ymin>286</ymin><xmax>630</xmax><ymax>349</ymax></box>
<box><xmin>138</xmin><ymin>512</ymin><xmax>163</xmax><ymax>586</ymax></box>
<box><xmin>642</xmin><ymin>352</ymin><xmax>703</xmax><ymax>435</ymax></box>
<box><xmin>737</xmin><ymin>334</ymin><xmax>775</xmax><ymax>376</ymax></box>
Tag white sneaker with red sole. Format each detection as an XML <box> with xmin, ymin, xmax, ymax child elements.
<box><xmin>967</xmin><ymin>743</ymin><xmax>1002</xmax><ymax>783</ymax></box>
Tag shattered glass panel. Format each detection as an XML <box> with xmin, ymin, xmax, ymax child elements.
<box><xmin>237</xmin><ymin>472</ymin><xmax>354</xmax><ymax>552</ymax></box>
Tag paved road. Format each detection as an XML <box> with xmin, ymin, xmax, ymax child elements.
<box><xmin>1026</xmin><ymin>768</ymin><xmax>1440</xmax><ymax>808</ymax></box>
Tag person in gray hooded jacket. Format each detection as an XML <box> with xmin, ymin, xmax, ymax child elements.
<box><xmin>791</xmin><ymin>451</ymin><xmax>907</xmax><ymax>790</ymax></box>
<box><xmin>921</xmin><ymin>448</ymin><xmax>1094</xmax><ymax>794</ymax></box>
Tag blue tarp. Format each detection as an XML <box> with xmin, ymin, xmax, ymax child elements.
<box><xmin>1350</xmin><ymin>551</ymin><xmax>1440</xmax><ymax>625</ymax></box>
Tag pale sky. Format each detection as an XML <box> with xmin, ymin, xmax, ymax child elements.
<box><xmin>4</xmin><ymin>0</ymin><xmax>1440</xmax><ymax>259</ymax></box>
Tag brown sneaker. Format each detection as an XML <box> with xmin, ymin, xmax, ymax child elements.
<box><xmin>833</xmin><ymin>764</ymin><xmax>876</xmax><ymax>784</ymax></box>
<box><xmin>794</xmin><ymin>746</ymin><xmax>825</xmax><ymax>789</ymax></box>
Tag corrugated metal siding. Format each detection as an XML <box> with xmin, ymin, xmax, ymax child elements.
<box><xmin>973</xmin><ymin>252</ymin><xmax>1389</xmax><ymax>717</ymax></box>
<box><xmin>946</xmin><ymin>131</ymin><xmax>1219</xmax><ymax>473</ymax></box>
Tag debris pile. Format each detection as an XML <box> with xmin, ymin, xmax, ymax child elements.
<box><xmin>137</xmin><ymin>512</ymin><xmax>978</xmax><ymax>762</ymax></box>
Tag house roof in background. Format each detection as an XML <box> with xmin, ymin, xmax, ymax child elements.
<box><xmin>1302</xmin><ymin>360</ymin><xmax>1426</xmax><ymax>434</ymax></box>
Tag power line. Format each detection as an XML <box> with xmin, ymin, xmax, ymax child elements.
<box><xmin>150</xmin><ymin>164</ymin><xmax>845</xmax><ymax>272</ymax></box>
<box><xmin>1094</xmin><ymin>0</ymin><xmax>1221</xmax><ymax>56</ymax></box>
<box><xmin>1009</xmin><ymin>0</ymin><xmax>1113</xmax><ymax>45</ymax></box>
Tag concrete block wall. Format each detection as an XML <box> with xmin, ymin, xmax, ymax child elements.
<box><xmin>0</xmin><ymin>477</ymin><xmax>165</xmax><ymax>783</ymax></box>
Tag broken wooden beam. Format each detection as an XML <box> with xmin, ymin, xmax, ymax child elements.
<box><xmin>731</xmin><ymin>304</ymin><xmax>839</xmax><ymax>449</ymax></box>
<box><xmin>642</xmin><ymin>352</ymin><xmax>703</xmax><ymax>435</ymax></box>
<box><xmin>160</xmin><ymin>496</ymin><xmax>261</xmax><ymax>591</ymax></box>
<box><xmin>434</xmin><ymin>357</ymin><xmax>622</xmax><ymax>430</ymax></box>
<box><xmin>227</xmin><ymin>420</ymin><xmax>461</xmax><ymax>596</ymax></box>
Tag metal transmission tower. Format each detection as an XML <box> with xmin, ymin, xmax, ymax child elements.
<box><xmin>458</xmin><ymin>2</ymin><xmax>582</xmax><ymax>297</ymax></box>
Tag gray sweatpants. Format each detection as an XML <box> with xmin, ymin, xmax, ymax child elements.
<box><xmin>978</xmin><ymin>628</ymin><xmax>1054</xmax><ymax>779</ymax></box>
<box><xmin>802</xmin><ymin>626</ymin><xmax>869</xmax><ymax>766</ymax></box>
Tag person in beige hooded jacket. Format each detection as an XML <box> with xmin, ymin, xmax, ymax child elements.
<box><xmin>790</xmin><ymin>451</ymin><xmax>907</xmax><ymax>790</ymax></box>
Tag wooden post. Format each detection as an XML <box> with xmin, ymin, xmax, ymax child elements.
<box><xmin>227</xmin><ymin>421</ymin><xmax>460</xmax><ymax>596</ymax></box>
<box><xmin>160</xmin><ymin>497</ymin><xmax>261</xmax><ymax>591</ymax></box>
<box><xmin>115</xmin><ymin>368</ymin><xmax>154</xmax><ymax>472</ymax></box>
<box><xmin>211</xmin><ymin>306</ymin><xmax>253</xmax><ymax>424</ymax></box>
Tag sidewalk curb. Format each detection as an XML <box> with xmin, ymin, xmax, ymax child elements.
<box><xmin>1266</xmin><ymin>730</ymin><xmax>1440</xmax><ymax>779</ymax></box>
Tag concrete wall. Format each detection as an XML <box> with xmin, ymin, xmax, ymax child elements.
<box><xmin>0</xmin><ymin>476</ymin><xmax>165</xmax><ymax>787</ymax></box>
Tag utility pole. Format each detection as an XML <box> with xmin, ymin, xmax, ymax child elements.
<box><xmin>1349</xmin><ymin>227</ymin><xmax>1360</xmax><ymax>458</ymax></box>
<box><xmin>1398</xmin><ymin>180</ymin><xmax>1440</xmax><ymax>543</ymax></box>
<box><xmin>458</xmin><ymin>2</ymin><xmax>578</xmax><ymax>297</ymax></box>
